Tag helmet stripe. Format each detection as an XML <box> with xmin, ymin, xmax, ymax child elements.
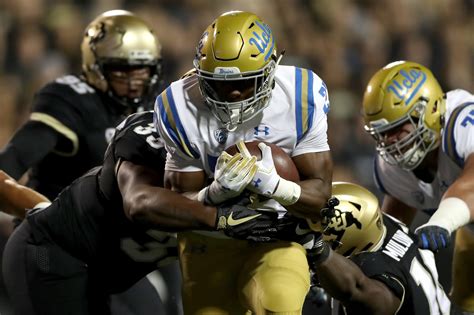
<box><xmin>295</xmin><ymin>68</ymin><xmax>315</xmax><ymax>142</ymax></box>
<box><xmin>442</xmin><ymin>102</ymin><xmax>474</xmax><ymax>167</ymax></box>
<box><xmin>156</xmin><ymin>88</ymin><xmax>199</xmax><ymax>159</ymax></box>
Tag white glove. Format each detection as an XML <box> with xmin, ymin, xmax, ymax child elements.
<box><xmin>245</xmin><ymin>142</ymin><xmax>280</xmax><ymax>197</ymax></box>
<box><xmin>241</xmin><ymin>142</ymin><xmax>301</xmax><ymax>206</ymax></box>
<box><xmin>198</xmin><ymin>151</ymin><xmax>257</xmax><ymax>205</ymax></box>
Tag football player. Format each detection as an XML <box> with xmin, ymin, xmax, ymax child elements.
<box><xmin>362</xmin><ymin>61</ymin><xmax>474</xmax><ymax>313</ymax></box>
<box><xmin>2</xmin><ymin>110</ymin><xmax>281</xmax><ymax>315</ymax></box>
<box><xmin>0</xmin><ymin>10</ymin><xmax>168</xmax><ymax>315</ymax></box>
<box><xmin>154</xmin><ymin>11</ymin><xmax>333</xmax><ymax>314</ymax></box>
<box><xmin>305</xmin><ymin>182</ymin><xmax>451</xmax><ymax>314</ymax></box>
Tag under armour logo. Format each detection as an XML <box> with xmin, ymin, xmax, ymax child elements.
<box><xmin>254</xmin><ymin>125</ymin><xmax>270</xmax><ymax>136</ymax></box>
<box><xmin>253</xmin><ymin>178</ymin><xmax>262</xmax><ymax>188</ymax></box>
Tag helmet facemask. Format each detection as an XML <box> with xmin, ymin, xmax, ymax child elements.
<box><xmin>82</xmin><ymin>10</ymin><xmax>162</xmax><ymax>111</ymax></box>
<box><xmin>193</xmin><ymin>11</ymin><xmax>281</xmax><ymax>130</ymax></box>
<box><xmin>99</xmin><ymin>61</ymin><xmax>162</xmax><ymax>110</ymax></box>
<box><xmin>194</xmin><ymin>55</ymin><xmax>279</xmax><ymax>130</ymax></box>
<box><xmin>366</xmin><ymin>98</ymin><xmax>438</xmax><ymax>171</ymax></box>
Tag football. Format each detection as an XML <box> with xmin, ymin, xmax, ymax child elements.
<box><xmin>225</xmin><ymin>141</ymin><xmax>300</xmax><ymax>182</ymax></box>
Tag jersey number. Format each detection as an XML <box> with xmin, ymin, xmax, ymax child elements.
<box><xmin>56</xmin><ymin>75</ymin><xmax>95</xmax><ymax>94</ymax></box>
<box><xmin>460</xmin><ymin>109</ymin><xmax>474</xmax><ymax>127</ymax></box>
<box><xmin>410</xmin><ymin>250</ymin><xmax>450</xmax><ymax>313</ymax></box>
<box><xmin>133</xmin><ymin>123</ymin><xmax>162</xmax><ymax>149</ymax></box>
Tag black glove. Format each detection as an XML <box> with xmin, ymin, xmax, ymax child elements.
<box><xmin>414</xmin><ymin>224</ymin><xmax>451</xmax><ymax>252</ymax></box>
<box><xmin>215</xmin><ymin>203</ymin><xmax>279</xmax><ymax>242</ymax></box>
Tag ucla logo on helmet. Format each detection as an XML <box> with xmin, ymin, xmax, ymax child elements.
<box><xmin>248</xmin><ymin>21</ymin><xmax>274</xmax><ymax>61</ymax></box>
<box><xmin>386</xmin><ymin>68</ymin><xmax>427</xmax><ymax>105</ymax></box>
<box><xmin>214</xmin><ymin>128</ymin><xmax>228</xmax><ymax>144</ymax></box>
<box><xmin>196</xmin><ymin>31</ymin><xmax>208</xmax><ymax>59</ymax></box>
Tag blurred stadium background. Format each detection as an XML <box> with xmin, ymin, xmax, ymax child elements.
<box><xmin>0</xmin><ymin>0</ymin><xmax>472</xmax><ymax>313</ymax></box>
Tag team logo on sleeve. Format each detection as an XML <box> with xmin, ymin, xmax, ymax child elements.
<box><xmin>214</xmin><ymin>128</ymin><xmax>228</xmax><ymax>144</ymax></box>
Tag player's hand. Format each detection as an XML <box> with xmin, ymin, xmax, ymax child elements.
<box><xmin>202</xmin><ymin>151</ymin><xmax>257</xmax><ymax>205</ymax></box>
<box><xmin>0</xmin><ymin>170</ymin><xmax>50</xmax><ymax>219</ymax></box>
<box><xmin>272</xmin><ymin>213</ymin><xmax>314</xmax><ymax>243</ymax></box>
<box><xmin>215</xmin><ymin>200</ymin><xmax>279</xmax><ymax>242</ymax></box>
<box><xmin>242</xmin><ymin>142</ymin><xmax>281</xmax><ymax>197</ymax></box>
<box><xmin>414</xmin><ymin>223</ymin><xmax>451</xmax><ymax>252</ymax></box>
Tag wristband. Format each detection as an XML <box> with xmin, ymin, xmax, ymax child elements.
<box><xmin>273</xmin><ymin>178</ymin><xmax>301</xmax><ymax>206</ymax></box>
<box><xmin>197</xmin><ymin>186</ymin><xmax>208</xmax><ymax>202</ymax></box>
<box><xmin>308</xmin><ymin>238</ymin><xmax>331</xmax><ymax>267</ymax></box>
<box><xmin>428</xmin><ymin>197</ymin><xmax>470</xmax><ymax>234</ymax></box>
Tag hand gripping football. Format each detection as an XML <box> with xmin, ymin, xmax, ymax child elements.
<box><xmin>225</xmin><ymin>141</ymin><xmax>300</xmax><ymax>182</ymax></box>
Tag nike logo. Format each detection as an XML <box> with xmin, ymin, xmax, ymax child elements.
<box><xmin>295</xmin><ymin>224</ymin><xmax>312</xmax><ymax>235</ymax></box>
<box><xmin>227</xmin><ymin>212</ymin><xmax>261</xmax><ymax>226</ymax></box>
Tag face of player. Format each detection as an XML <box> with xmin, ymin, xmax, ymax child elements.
<box><xmin>107</xmin><ymin>66</ymin><xmax>152</xmax><ymax>100</ymax></box>
<box><xmin>380</xmin><ymin>121</ymin><xmax>416</xmax><ymax>153</ymax></box>
<box><xmin>205</xmin><ymin>78</ymin><xmax>256</xmax><ymax>103</ymax></box>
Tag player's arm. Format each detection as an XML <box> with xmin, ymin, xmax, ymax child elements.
<box><xmin>0</xmin><ymin>170</ymin><xmax>50</xmax><ymax>218</ymax></box>
<box><xmin>381</xmin><ymin>194</ymin><xmax>417</xmax><ymax>226</ymax></box>
<box><xmin>118</xmin><ymin>159</ymin><xmax>278</xmax><ymax>243</ymax></box>
<box><xmin>314</xmin><ymin>248</ymin><xmax>401</xmax><ymax>315</ymax></box>
<box><xmin>119</xmin><ymin>160</ymin><xmax>215</xmax><ymax>230</ymax></box>
<box><xmin>287</xmin><ymin>150</ymin><xmax>332</xmax><ymax>220</ymax></box>
<box><xmin>0</xmin><ymin>121</ymin><xmax>59</xmax><ymax>180</ymax></box>
<box><xmin>415</xmin><ymin>153</ymin><xmax>474</xmax><ymax>250</ymax></box>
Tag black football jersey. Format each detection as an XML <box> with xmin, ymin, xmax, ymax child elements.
<box><xmin>347</xmin><ymin>214</ymin><xmax>451</xmax><ymax>315</ymax></box>
<box><xmin>26</xmin><ymin>74</ymin><xmax>131</xmax><ymax>199</ymax></box>
<box><xmin>27</xmin><ymin>111</ymin><xmax>173</xmax><ymax>292</ymax></box>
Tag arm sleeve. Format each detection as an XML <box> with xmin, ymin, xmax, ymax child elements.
<box><xmin>292</xmin><ymin>72</ymin><xmax>330</xmax><ymax>157</ymax></box>
<box><xmin>0</xmin><ymin>121</ymin><xmax>59</xmax><ymax>180</ymax></box>
<box><xmin>350</xmin><ymin>252</ymin><xmax>406</xmax><ymax>300</ymax></box>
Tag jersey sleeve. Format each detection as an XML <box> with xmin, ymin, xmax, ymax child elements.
<box><xmin>443</xmin><ymin>102</ymin><xmax>474</xmax><ymax>166</ymax></box>
<box><xmin>113</xmin><ymin>114</ymin><xmax>166</xmax><ymax>168</ymax></box>
<box><xmin>153</xmin><ymin>90</ymin><xmax>203</xmax><ymax>172</ymax></box>
<box><xmin>291</xmin><ymin>69</ymin><xmax>330</xmax><ymax>157</ymax></box>
<box><xmin>350</xmin><ymin>252</ymin><xmax>406</xmax><ymax>300</ymax></box>
<box><xmin>30</xmin><ymin>76</ymin><xmax>93</xmax><ymax>155</ymax></box>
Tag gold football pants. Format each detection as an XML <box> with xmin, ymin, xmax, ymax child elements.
<box><xmin>451</xmin><ymin>226</ymin><xmax>474</xmax><ymax>312</ymax></box>
<box><xmin>178</xmin><ymin>232</ymin><xmax>310</xmax><ymax>315</ymax></box>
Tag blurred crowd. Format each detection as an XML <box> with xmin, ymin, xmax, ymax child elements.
<box><xmin>0</xmin><ymin>0</ymin><xmax>473</xmax><ymax>194</ymax></box>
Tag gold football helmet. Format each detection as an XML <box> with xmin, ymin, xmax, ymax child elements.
<box><xmin>321</xmin><ymin>182</ymin><xmax>386</xmax><ymax>257</ymax></box>
<box><xmin>81</xmin><ymin>10</ymin><xmax>162</xmax><ymax>109</ymax></box>
<box><xmin>362</xmin><ymin>61</ymin><xmax>445</xmax><ymax>170</ymax></box>
<box><xmin>193</xmin><ymin>11</ymin><xmax>281</xmax><ymax>129</ymax></box>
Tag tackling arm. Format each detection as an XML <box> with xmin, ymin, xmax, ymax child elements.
<box><xmin>316</xmin><ymin>249</ymin><xmax>401</xmax><ymax>315</ymax></box>
<box><xmin>119</xmin><ymin>160</ymin><xmax>282</xmax><ymax>241</ymax></box>
<box><xmin>118</xmin><ymin>160</ymin><xmax>215</xmax><ymax>231</ymax></box>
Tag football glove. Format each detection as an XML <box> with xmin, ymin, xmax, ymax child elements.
<box><xmin>215</xmin><ymin>200</ymin><xmax>279</xmax><ymax>242</ymax></box>
<box><xmin>239</xmin><ymin>141</ymin><xmax>300</xmax><ymax>206</ymax></box>
<box><xmin>199</xmin><ymin>151</ymin><xmax>257</xmax><ymax>205</ymax></box>
<box><xmin>414</xmin><ymin>224</ymin><xmax>451</xmax><ymax>252</ymax></box>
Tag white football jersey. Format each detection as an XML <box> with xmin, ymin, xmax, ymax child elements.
<box><xmin>374</xmin><ymin>89</ymin><xmax>474</xmax><ymax>219</ymax></box>
<box><xmin>155</xmin><ymin>65</ymin><xmax>330</xmax><ymax>176</ymax></box>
